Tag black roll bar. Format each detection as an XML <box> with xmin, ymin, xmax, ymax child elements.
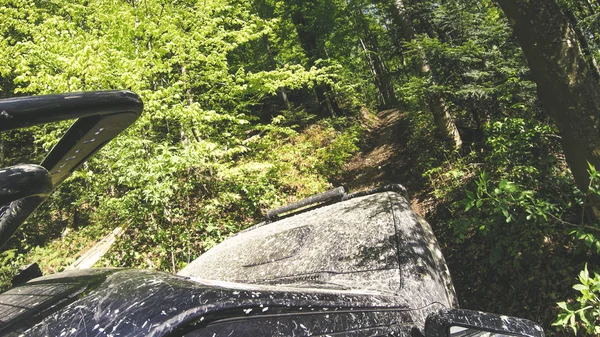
<box><xmin>0</xmin><ymin>90</ymin><xmax>143</xmax><ymax>248</ymax></box>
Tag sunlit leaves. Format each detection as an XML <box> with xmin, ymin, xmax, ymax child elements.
<box><xmin>554</xmin><ymin>264</ymin><xmax>600</xmax><ymax>335</ymax></box>
<box><xmin>0</xmin><ymin>0</ymin><xmax>364</xmax><ymax>272</ymax></box>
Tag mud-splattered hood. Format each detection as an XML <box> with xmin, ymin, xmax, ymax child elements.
<box><xmin>179</xmin><ymin>190</ymin><xmax>457</xmax><ymax>325</ymax></box>
<box><xmin>0</xmin><ymin>268</ymin><xmax>442</xmax><ymax>337</ymax></box>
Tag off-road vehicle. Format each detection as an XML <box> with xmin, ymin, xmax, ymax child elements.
<box><xmin>0</xmin><ymin>91</ymin><xmax>544</xmax><ymax>337</ymax></box>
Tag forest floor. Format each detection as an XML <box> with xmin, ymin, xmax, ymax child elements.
<box><xmin>333</xmin><ymin>107</ymin><xmax>489</xmax><ymax>313</ymax></box>
<box><xmin>334</xmin><ymin>108</ymin><xmax>432</xmax><ymax>216</ymax></box>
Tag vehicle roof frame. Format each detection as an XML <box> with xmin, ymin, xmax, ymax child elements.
<box><xmin>0</xmin><ymin>90</ymin><xmax>143</xmax><ymax>248</ymax></box>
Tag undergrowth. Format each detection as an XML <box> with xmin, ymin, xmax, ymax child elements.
<box><xmin>0</xmin><ymin>114</ymin><xmax>363</xmax><ymax>289</ymax></box>
<box><xmin>412</xmin><ymin>113</ymin><xmax>596</xmax><ymax>335</ymax></box>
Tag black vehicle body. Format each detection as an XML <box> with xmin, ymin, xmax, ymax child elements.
<box><xmin>0</xmin><ymin>91</ymin><xmax>544</xmax><ymax>337</ymax></box>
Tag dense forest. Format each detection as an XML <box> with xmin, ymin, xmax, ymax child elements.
<box><xmin>1</xmin><ymin>0</ymin><xmax>600</xmax><ymax>335</ymax></box>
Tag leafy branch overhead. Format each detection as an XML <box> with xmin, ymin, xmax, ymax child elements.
<box><xmin>1</xmin><ymin>0</ymin><xmax>600</xmax><ymax>336</ymax></box>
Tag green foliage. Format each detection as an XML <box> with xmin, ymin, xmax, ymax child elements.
<box><xmin>0</xmin><ymin>0</ymin><xmax>367</xmax><ymax>275</ymax></box>
<box><xmin>554</xmin><ymin>265</ymin><xmax>600</xmax><ymax>336</ymax></box>
<box><xmin>315</xmin><ymin>122</ymin><xmax>362</xmax><ymax>176</ymax></box>
<box><xmin>0</xmin><ymin>250</ymin><xmax>25</xmax><ymax>292</ymax></box>
<box><xmin>2</xmin><ymin>1</ymin><xmax>599</xmax><ymax>336</ymax></box>
<box><xmin>464</xmin><ymin>174</ymin><xmax>550</xmax><ymax>223</ymax></box>
<box><xmin>454</xmin><ymin>170</ymin><xmax>562</xmax><ymax>266</ymax></box>
<box><xmin>401</xmin><ymin>2</ymin><xmax>586</xmax><ymax>328</ymax></box>
<box><xmin>483</xmin><ymin>118</ymin><xmax>562</xmax><ymax>184</ymax></box>
<box><xmin>553</xmin><ymin>165</ymin><xmax>600</xmax><ymax>336</ymax></box>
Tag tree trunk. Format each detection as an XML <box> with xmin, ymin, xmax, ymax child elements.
<box><xmin>289</xmin><ymin>6</ymin><xmax>341</xmax><ymax>116</ymax></box>
<box><xmin>278</xmin><ymin>88</ymin><xmax>292</xmax><ymax>110</ymax></box>
<box><xmin>427</xmin><ymin>92</ymin><xmax>463</xmax><ymax>149</ymax></box>
<box><xmin>392</xmin><ymin>0</ymin><xmax>462</xmax><ymax>149</ymax></box>
<box><xmin>497</xmin><ymin>0</ymin><xmax>600</xmax><ymax>216</ymax></box>
<box><xmin>355</xmin><ymin>4</ymin><xmax>397</xmax><ymax>110</ymax></box>
<box><xmin>359</xmin><ymin>38</ymin><xmax>396</xmax><ymax>109</ymax></box>
<box><xmin>264</xmin><ymin>35</ymin><xmax>292</xmax><ymax>110</ymax></box>
<box><xmin>392</xmin><ymin>0</ymin><xmax>416</xmax><ymax>41</ymax></box>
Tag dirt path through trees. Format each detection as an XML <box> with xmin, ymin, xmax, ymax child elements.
<box><xmin>336</xmin><ymin>109</ymin><xmax>579</xmax><ymax>332</ymax></box>
<box><xmin>335</xmin><ymin>108</ymin><xmax>430</xmax><ymax>216</ymax></box>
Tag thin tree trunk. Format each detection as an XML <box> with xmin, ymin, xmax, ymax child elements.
<box><xmin>264</xmin><ymin>35</ymin><xmax>292</xmax><ymax>110</ymax></box>
<box><xmin>356</xmin><ymin>4</ymin><xmax>397</xmax><ymax>109</ymax></box>
<box><xmin>392</xmin><ymin>0</ymin><xmax>462</xmax><ymax>149</ymax></box>
<box><xmin>278</xmin><ymin>88</ymin><xmax>291</xmax><ymax>110</ymax></box>
<box><xmin>360</xmin><ymin>38</ymin><xmax>388</xmax><ymax>107</ymax></box>
<box><xmin>427</xmin><ymin>93</ymin><xmax>463</xmax><ymax>149</ymax></box>
<box><xmin>420</xmin><ymin>59</ymin><xmax>462</xmax><ymax>149</ymax></box>
<box><xmin>375</xmin><ymin>54</ymin><xmax>397</xmax><ymax>104</ymax></box>
<box><xmin>563</xmin><ymin>8</ymin><xmax>600</xmax><ymax>81</ymax></box>
<box><xmin>370</xmin><ymin>42</ymin><xmax>397</xmax><ymax>109</ymax></box>
<box><xmin>497</xmin><ymin>0</ymin><xmax>600</xmax><ymax>217</ymax></box>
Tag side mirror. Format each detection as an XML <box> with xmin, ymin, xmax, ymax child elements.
<box><xmin>425</xmin><ymin>309</ymin><xmax>544</xmax><ymax>337</ymax></box>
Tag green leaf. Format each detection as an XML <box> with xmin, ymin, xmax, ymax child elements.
<box><xmin>588</xmin><ymin>162</ymin><xmax>597</xmax><ymax>177</ymax></box>
<box><xmin>476</xmin><ymin>199</ymin><xmax>483</xmax><ymax>209</ymax></box>
<box><xmin>499</xmin><ymin>180</ymin><xmax>507</xmax><ymax>189</ymax></box>
<box><xmin>503</xmin><ymin>181</ymin><xmax>519</xmax><ymax>193</ymax></box>
<box><xmin>465</xmin><ymin>190</ymin><xmax>475</xmax><ymax>200</ymax></box>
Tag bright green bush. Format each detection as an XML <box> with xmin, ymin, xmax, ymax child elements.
<box><xmin>0</xmin><ymin>0</ymin><xmax>364</xmax><ymax>275</ymax></box>
<box><xmin>553</xmin><ymin>165</ymin><xmax>600</xmax><ymax>336</ymax></box>
<box><xmin>554</xmin><ymin>265</ymin><xmax>600</xmax><ymax>336</ymax></box>
<box><xmin>0</xmin><ymin>250</ymin><xmax>25</xmax><ymax>292</ymax></box>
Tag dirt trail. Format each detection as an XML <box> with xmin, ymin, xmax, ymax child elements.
<box><xmin>334</xmin><ymin>108</ymin><xmax>428</xmax><ymax>216</ymax></box>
